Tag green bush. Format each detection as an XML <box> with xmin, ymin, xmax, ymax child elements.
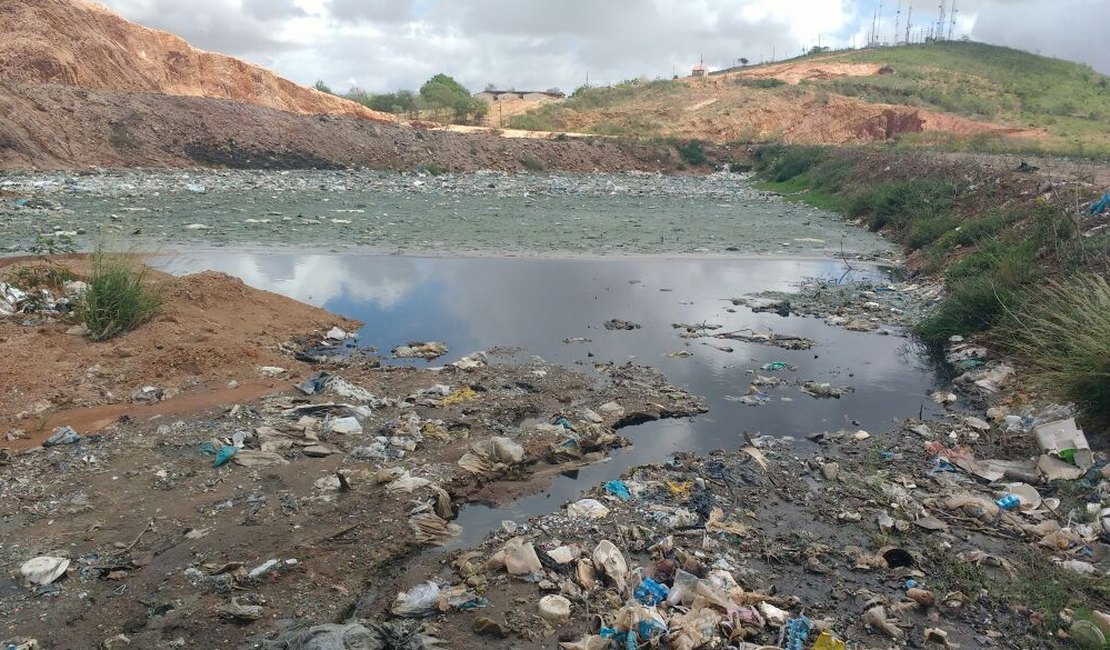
<box><xmin>1002</xmin><ymin>274</ymin><xmax>1110</xmax><ymax>423</ymax></box>
<box><xmin>916</xmin><ymin>241</ymin><xmax>1040</xmax><ymax>345</ymax></box>
<box><xmin>676</xmin><ymin>140</ymin><xmax>707</xmax><ymax>166</ymax></box>
<box><xmin>737</xmin><ymin>77</ymin><xmax>786</xmax><ymax>89</ymax></box>
<box><xmin>758</xmin><ymin>146</ymin><xmax>829</xmax><ymax>182</ymax></box>
<box><xmin>79</xmin><ymin>251</ymin><xmax>162</xmax><ymax>341</ymax></box>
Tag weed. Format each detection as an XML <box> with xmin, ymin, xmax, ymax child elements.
<box><xmin>78</xmin><ymin>250</ymin><xmax>162</xmax><ymax>341</ymax></box>
<box><xmin>1001</xmin><ymin>274</ymin><xmax>1110</xmax><ymax>423</ymax></box>
<box><xmin>3</xmin><ymin>264</ymin><xmax>74</xmax><ymax>290</ymax></box>
<box><xmin>915</xmin><ymin>242</ymin><xmax>1041</xmax><ymax>345</ymax></box>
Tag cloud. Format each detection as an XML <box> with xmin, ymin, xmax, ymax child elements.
<box><xmin>325</xmin><ymin>0</ymin><xmax>417</xmax><ymax>23</ymax></box>
<box><xmin>97</xmin><ymin>0</ymin><xmax>298</xmax><ymax>58</ymax></box>
<box><xmin>963</xmin><ymin>0</ymin><xmax>1110</xmax><ymax>74</ymax></box>
<box><xmin>241</xmin><ymin>0</ymin><xmax>307</xmax><ymax>22</ymax></box>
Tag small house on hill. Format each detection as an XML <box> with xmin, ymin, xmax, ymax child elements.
<box><xmin>691</xmin><ymin>59</ymin><xmax>708</xmax><ymax>77</ymax></box>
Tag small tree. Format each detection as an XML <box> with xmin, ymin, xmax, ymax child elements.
<box><xmin>314</xmin><ymin>80</ymin><xmax>333</xmax><ymax>94</ymax></box>
<box><xmin>740</xmin><ymin>57</ymin><xmax>749</xmax><ymax>66</ymax></box>
<box><xmin>420</xmin><ymin>73</ymin><xmax>485</xmax><ymax>124</ymax></box>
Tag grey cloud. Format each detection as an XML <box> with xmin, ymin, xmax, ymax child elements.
<box><xmin>326</xmin><ymin>0</ymin><xmax>418</xmax><ymax>23</ymax></box>
<box><xmin>97</xmin><ymin>0</ymin><xmax>295</xmax><ymax>57</ymax></box>
<box><xmin>438</xmin><ymin>0</ymin><xmax>655</xmax><ymax>37</ymax></box>
<box><xmin>964</xmin><ymin>0</ymin><xmax>1110</xmax><ymax>74</ymax></box>
<box><xmin>241</xmin><ymin>0</ymin><xmax>307</xmax><ymax>22</ymax></box>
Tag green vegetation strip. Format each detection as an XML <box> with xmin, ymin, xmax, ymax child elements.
<box><xmin>754</xmin><ymin>145</ymin><xmax>1110</xmax><ymax>423</ymax></box>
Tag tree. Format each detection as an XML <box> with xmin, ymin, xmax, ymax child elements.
<box><xmin>419</xmin><ymin>73</ymin><xmax>485</xmax><ymax>124</ymax></box>
<box><xmin>739</xmin><ymin>58</ymin><xmax>749</xmax><ymax>66</ymax></box>
<box><xmin>314</xmin><ymin>79</ymin><xmax>333</xmax><ymax>94</ymax></box>
<box><xmin>420</xmin><ymin>73</ymin><xmax>470</xmax><ymax>108</ymax></box>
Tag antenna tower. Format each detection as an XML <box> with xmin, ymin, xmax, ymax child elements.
<box><xmin>875</xmin><ymin>0</ymin><xmax>884</xmax><ymax>45</ymax></box>
<box><xmin>936</xmin><ymin>1</ymin><xmax>946</xmax><ymax>41</ymax></box>
<box><xmin>947</xmin><ymin>0</ymin><xmax>958</xmax><ymax>40</ymax></box>
<box><xmin>905</xmin><ymin>1</ymin><xmax>913</xmax><ymax>43</ymax></box>
<box><xmin>894</xmin><ymin>0</ymin><xmax>902</xmax><ymax>45</ymax></box>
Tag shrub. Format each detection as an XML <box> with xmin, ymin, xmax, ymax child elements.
<box><xmin>676</xmin><ymin>140</ymin><xmax>707</xmax><ymax>166</ymax></box>
<box><xmin>915</xmin><ymin>242</ymin><xmax>1040</xmax><ymax>345</ymax></box>
<box><xmin>79</xmin><ymin>251</ymin><xmax>162</xmax><ymax>341</ymax></box>
<box><xmin>1002</xmin><ymin>274</ymin><xmax>1110</xmax><ymax>423</ymax></box>
<box><xmin>737</xmin><ymin>77</ymin><xmax>786</xmax><ymax>89</ymax></box>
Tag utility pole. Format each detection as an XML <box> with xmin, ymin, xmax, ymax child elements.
<box><xmin>948</xmin><ymin>0</ymin><xmax>958</xmax><ymax>40</ymax></box>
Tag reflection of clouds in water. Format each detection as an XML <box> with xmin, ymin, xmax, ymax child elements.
<box><xmin>165</xmin><ymin>252</ymin><xmax>423</xmax><ymax>308</ymax></box>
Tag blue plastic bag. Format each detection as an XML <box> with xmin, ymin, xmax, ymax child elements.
<box><xmin>604</xmin><ymin>480</ymin><xmax>631</xmax><ymax>501</ymax></box>
<box><xmin>633</xmin><ymin>577</ymin><xmax>669</xmax><ymax>606</ymax></box>
<box><xmin>213</xmin><ymin>444</ymin><xmax>238</xmax><ymax>467</ymax></box>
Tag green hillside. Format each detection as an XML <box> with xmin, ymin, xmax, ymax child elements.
<box><xmin>804</xmin><ymin>42</ymin><xmax>1109</xmax><ymax>141</ymax></box>
<box><xmin>513</xmin><ymin>41</ymin><xmax>1110</xmax><ymax>157</ymax></box>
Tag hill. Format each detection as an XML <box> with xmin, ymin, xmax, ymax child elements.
<box><xmin>0</xmin><ymin>0</ymin><xmax>390</xmax><ymax>122</ymax></box>
<box><xmin>0</xmin><ymin>0</ymin><xmax>687</xmax><ymax>171</ymax></box>
<box><xmin>510</xmin><ymin>42</ymin><xmax>1110</xmax><ymax>155</ymax></box>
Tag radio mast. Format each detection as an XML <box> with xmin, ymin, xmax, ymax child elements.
<box><xmin>905</xmin><ymin>2</ymin><xmax>913</xmax><ymax>44</ymax></box>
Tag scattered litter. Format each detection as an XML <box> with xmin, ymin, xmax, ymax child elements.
<box><xmin>43</xmin><ymin>425</ymin><xmax>80</xmax><ymax>446</ymax></box>
<box><xmin>20</xmin><ymin>556</ymin><xmax>70</xmax><ymax>586</ymax></box>
<box><xmin>393</xmin><ymin>341</ymin><xmax>448</xmax><ymax>359</ymax></box>
<box><xmin>603</xmin><ymin>319</ymin><xmax>641</xmax><ymax>331</ymax></box>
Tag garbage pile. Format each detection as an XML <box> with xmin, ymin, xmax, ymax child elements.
<box><xmin>374</xmin><ymin>406</ymin><xmax>1108</xmax><ymax>649</ymax></box>
<box><xmin>730</xmin><ymin>278</ymin><xmax>942</xmax><ymax>334</ymax></box>
<box><xmin>0</xmin><ymin>278</ymin><xmax>86</xmax><ymax>319</ymax></box>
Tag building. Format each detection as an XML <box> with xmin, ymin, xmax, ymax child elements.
<box><xmin>691</xmin><ymin>57</ymin><xmax>707</xmax><ymax>77</ymax></box>
<box><xmin>474</xmin><ymin>90</ymin><xmax>567</xmax><ymax>104</ymax></box>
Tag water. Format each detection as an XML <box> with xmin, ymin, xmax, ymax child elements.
<box><xmin>165</xmin><ymin>251</ymin><xmax>946</xmax><ymax>547</ymax></box>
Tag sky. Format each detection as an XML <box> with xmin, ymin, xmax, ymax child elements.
<box><xmin>95</xmin><ymin>0</ymin><xmax>1109</xmax><ymax>94</ymax></box>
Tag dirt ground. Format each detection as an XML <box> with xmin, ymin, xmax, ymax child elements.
<box><xmin>0</xmin><ymin>259</ymin><xmax>358</xmax><ymax>444</ymax></box>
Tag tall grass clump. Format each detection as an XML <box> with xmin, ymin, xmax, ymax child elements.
<box><xmin>914</xmin><ymin>242</ymin><xmax>1041</xmax><ymax>345</ymax></box>
<box><xmin>79</xmin><ymin>250</ymin><xmax>162</xmax><ymax>341</ymax></box>
<box><xmin>1002</xmin><ymin>274</ymin><xmax>1110</xmax><ymax>422</ymax></box>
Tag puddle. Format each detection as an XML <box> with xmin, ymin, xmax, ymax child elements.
<box><xmin>164</xmin><ymin>252</ymin><xmax>946</xmax><ymax>547</ymax></box>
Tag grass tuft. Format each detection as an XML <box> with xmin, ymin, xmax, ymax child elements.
<box><xmin>79</xmin><ymin>251</ymin><xmax>162</xmax><ymax>341</ymax></box>
<box><xmin>1001</xmin><ymin>274</ymin><xmax>1110</xmax><ymax>423</ymax></box>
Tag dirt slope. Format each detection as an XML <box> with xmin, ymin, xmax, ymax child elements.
<box><xmin>0</xmin><ymin>0</ymin><xmax>390</xmax><ymax>122</ymax></box>
<box><xmin>554</xmin><ymin>86</ymin><xmax>1029</xmax><ymax>145</ymax></box>
<box><xmin>0</xmin><ymin>82</ymin><xmax>676</xmax><ymax>171</ymax></box>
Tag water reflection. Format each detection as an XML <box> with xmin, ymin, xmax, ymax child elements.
<box><xmin>164</xmin><ymin>252</ymin><xmax>945</xmax><ymax>546</ymax></box>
